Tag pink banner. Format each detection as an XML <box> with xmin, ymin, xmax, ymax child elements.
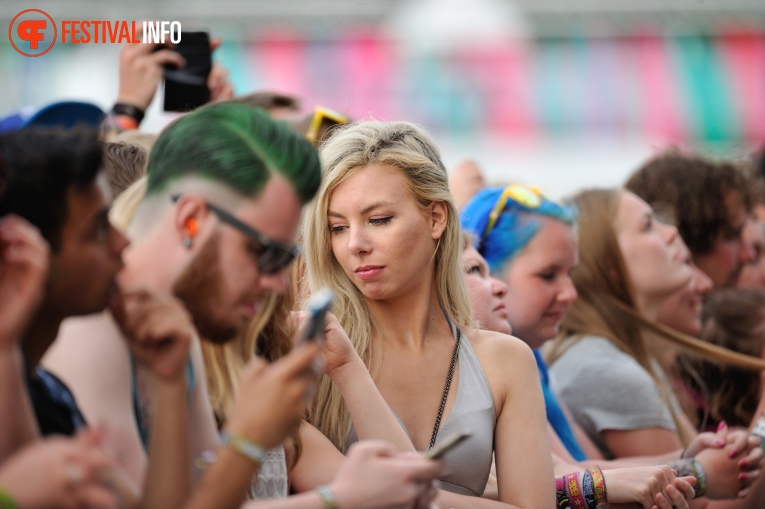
<box><xmin>717</xmin><ymin>30</ymin><xmax>765</xmax><ymax>141</ymax></box>
<box><xmin>635</xmin><ymin>31</ymin><xmax>688</xmax><ymax>143</ymax></box>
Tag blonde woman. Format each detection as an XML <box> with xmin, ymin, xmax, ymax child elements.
<box><xmin>303</xmin><ymin>121</ymin><xmax>554</xmax><ymax>508</ymax></box>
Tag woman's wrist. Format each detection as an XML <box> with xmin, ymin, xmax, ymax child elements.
<box><xmin>328</xmin><ymin>354</ymin><xmax>367</xmax><ymax>387</ymax></box>
<box><xmin>555</xmin><ymin>467</ymin><xmax>606</xmax><ymax>509</ymax></box>
<box><xmin>663</xmin><ymin>458</ymin><xmax>707</xmax><ymax>498</ymax></box>
<box><xmin>219</xmin><ymin>431</ymin><xmax>267</xmax><ymax>467</ymax></box>
<box><xmin>315</xmin><ymin>485</ymin><xmax>339</xmax><ymax>509</ymax></box>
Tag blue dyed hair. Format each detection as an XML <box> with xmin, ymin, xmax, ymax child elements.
<box><xmin>460</xmin><ymin>186</ymin><xmax>577</xmax><ymax>272</ymax></box>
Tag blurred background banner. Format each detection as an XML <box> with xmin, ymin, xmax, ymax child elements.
<box><xmin>1</xmin><ymin>0</ymin><xmax>764</xmax><ymax>195</ymax></box>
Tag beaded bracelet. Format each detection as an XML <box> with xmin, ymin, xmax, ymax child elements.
<box><xmin>588</xmin><ymin>465</ymin><xmax>607</xmax><ymax>504</ymax></box>
<box><xmin>316</xmin><ymin>486</ymin><xmax>338</xmax><ymax>509</ymax></box>
<box><xmin>0</xmin><ymin>487</ymin><xmax>18</xmax><ymax>509</ymax></box>
<box><xmin>220</xmin><ymin>431</ymin><xmax>266</xmax><ymax>467</ymax></box>
<box><xmin>689</xmin><ymin>458</ymin><xmax>708</xmax><ymax>498</ymax></box>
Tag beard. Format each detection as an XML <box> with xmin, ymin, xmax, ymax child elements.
<box><xmin>172</xmin><ymin>232</ymin><xmax>240</xmax><ymax>344</ymax></box>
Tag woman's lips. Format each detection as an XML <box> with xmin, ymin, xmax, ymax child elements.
<box><xmin>355</xmin><ymin>266</ymin><xmax>385</xmax><ymax>280</ymax></box>
<box><xmin>493</xmin><ymin>303</ymin><xmax>508</xmax><ymax>318</ymax></box>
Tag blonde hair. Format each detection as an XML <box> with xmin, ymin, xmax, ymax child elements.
<box><xmin>546</xmin><ymin>189</ymin><xmax>765</xmax><ymax>447</ymax></box>
<box><xmin>303</xmin><ymin>120</ymin><xmax>472</xmax><ymax>451</ymax></box>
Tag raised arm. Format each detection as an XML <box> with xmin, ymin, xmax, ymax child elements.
<box><xmin>316</xmin><ymin>312</ymin><xmax>415</xmax><ymax>452</ymax></box>
<box><xmin>0</xmin><ymin>216</ymin><xmax>49</xmax><ymax>459</ymax></box>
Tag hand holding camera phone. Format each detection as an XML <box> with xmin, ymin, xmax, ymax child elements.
<box><xmin>301</xmin><ymin>289</ymin><xmax>335</xmax><ymax>343</ymax></box>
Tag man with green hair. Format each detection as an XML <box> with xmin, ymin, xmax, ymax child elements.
<box><xmin>44</xmin><ymin>102</ymin><xmax>322</xmax><ymax>491</ymax></box>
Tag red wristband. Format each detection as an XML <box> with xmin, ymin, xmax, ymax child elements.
<box><xmin>565</xmin><ymin>472</ymin><xmax>587</xmax><ymax>509</ymax></box>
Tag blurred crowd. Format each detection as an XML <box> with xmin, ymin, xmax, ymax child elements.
<box><xmin>1</xmin><ymin>31</ymin><xmax>765</xmax><ymax>509</ymax></box>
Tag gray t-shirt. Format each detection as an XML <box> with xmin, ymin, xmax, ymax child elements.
<box><xmin>547</xmin><ymin>336</ymin><xmax>677</xmax><ymax>459</ymax></box>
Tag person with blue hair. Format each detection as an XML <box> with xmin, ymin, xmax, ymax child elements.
<box><xmin>460</xmin><ymin>185</ymin><xmax>584</xmax><ymax>461</ymax></box>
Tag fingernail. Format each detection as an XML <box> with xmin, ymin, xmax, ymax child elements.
<box><xmin>730</xmin><ymin>449</ymin><xmax>738</xmax><ymax>458</ymax></box>
<box><xmin>718</xmin><ymin>421</ymin><xmax>728</xmax><ymax>432</ymax></box>
<box><xmin>739</xmin><ymin>460</ymin><xmax>747</xmax><ymax>468</ymax></box>
<box><xmin>739</xmin><ymin>488</ymin><xmax>749</xmax><ymax>499</ymax></box>
<box><xmin>739</xmin><ymin>473</ymin><xmax>749</xmax><ymax>481</ymax></box>
<box><xmin>716</xmin><ymin>440</ymin><xmax>726</xmax><ymax>446</ymax></box>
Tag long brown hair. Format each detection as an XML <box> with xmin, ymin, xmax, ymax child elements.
<box><xmin>679</xmin><ymin>289</ymin><xmax>765</xmax><ymax>428</ymax></box>
<box><xmin>546</xmin><ymin>189</ymin><xmax>765</xmax><ymax>446</ymax></box>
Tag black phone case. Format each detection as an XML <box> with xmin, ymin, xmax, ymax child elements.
<box><xmin>163</xmin><ymin>31</ymin><xmax>211</xmax><ymax>112</ymax></box>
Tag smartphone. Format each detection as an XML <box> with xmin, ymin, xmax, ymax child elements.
<box><xmin>301</xmin><ymin>288</ymin><xmax>334</xmax><ymax>343</ymax></box>
<box><xmin>163</xmin><ymin>31</ymin><xmax>211</xmax><ymax>112</ymax></box>
<box><xmin>423</xmin><ymin>430</ymin><xmax>471</xmax><ymax>460</ymax></box>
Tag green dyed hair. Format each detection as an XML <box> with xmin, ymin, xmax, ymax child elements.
<box><xmin>146</xmin><ymin>103</ymin><xmax>321</xmax><ymax>203</ymax></box>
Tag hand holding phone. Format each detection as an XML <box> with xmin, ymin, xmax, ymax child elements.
<box><xmin>163</xmin><ymin>31</ymin><xmax>211</xmax><ymax>112</ymax></box>
<box><xmin>301</xmin><ymin>289</ymin><xmax>334</xmax><ymax>343</ymax></box>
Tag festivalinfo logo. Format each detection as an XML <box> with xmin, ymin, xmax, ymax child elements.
<box><xmin>9</xmin><ymin>9</ymin><xmax>182</xmax><ymax>57</ymax></box>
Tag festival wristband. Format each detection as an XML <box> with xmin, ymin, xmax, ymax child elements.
<box><xmin>588</xmin><ymin>465</ymin><xmax>607</xmax><ymax>504</ymax></box>
<box><xmin>111</xmin><ymin>102</ymin><xmax>145</xmax><ymax>124</ymax></box>
<box><xmin>582</xmin><ymin>469</ymin><xmax>597</xmax><ymax>509</ymax></box>
<box><xmin>100</xmin><ymin>112</ymin><xmax>139</xmax><ymax>136</ymax></box>
<box><xmin>565</xmin><ymin>471</ymin><xmax>587</xmax><ymax>509</ymax></box>
<box><xmin>0</xmin><ymin>487</ymin><xmax>18</xmax><ymax>509</ymax></box>
<box><xmin>316</xmin><ymin>486</ymin><xmax>338</xmax><ymax>509</ymax></box>
<box><xmin>220</xmin><ymin>431</ymin><xmax>266</xmax><ymax>467</ymax></box>
<box><xmin>555</xmin><ymin>476</ymin><xmax>570</xmax><ymax>509</ymax></box>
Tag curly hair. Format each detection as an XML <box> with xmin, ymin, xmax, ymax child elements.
<box><xmin>625</xmin><ymin>150</ymin><xmax>750</xmax><ymax>255</ymax></box>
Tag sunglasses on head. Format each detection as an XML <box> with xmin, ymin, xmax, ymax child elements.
<box><xmin>480</xmin><ymin>184</ymin><xmax>544</xmax><ymax>245</ymax></box>
<box><xmin>305</xmin><ymin>106</ymin><xmax>348</xmax><ymax>145</ymax></box>
<box><xmin>171</xmin><ymin>195</ymin><xmax>300</xmax><ymax>275</ymax></box>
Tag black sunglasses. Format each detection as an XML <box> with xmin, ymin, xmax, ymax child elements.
<box><xmin>171</xmin><ymin>195</ymin><xmax>300</xmax><ymax>275</ymax></box>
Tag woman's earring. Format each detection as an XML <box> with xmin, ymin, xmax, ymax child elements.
<box><xmin>183</xmin><ymin>236</ymin><xmax>193</xmax><ymax>249</ymax></box>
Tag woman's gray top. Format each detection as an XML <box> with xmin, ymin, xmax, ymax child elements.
<box><xmin>349</xmin><ymin>327</ymin><xmax>496</xmax><ymax>496</ymax></box>
<box><xmin>548</xmin><ymin>336</ymin><xmax>679</xmax><ymax>459</ymax></box>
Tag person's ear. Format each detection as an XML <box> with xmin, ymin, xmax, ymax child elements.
<box><xmin>173</xmin><ymin>195</ymin><xmax>210</xmax><ymax>250</ymax></box>
<box><xmin>430</xmin><ymin>201</ymin><xmax>448</xmax><ymax>240</ymax></box>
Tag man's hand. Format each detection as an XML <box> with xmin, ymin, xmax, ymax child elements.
<box><xmin>109</xmin><ymin>288</ymin><xmax>193</xmax><ymax>383</ymax></box>
<box><xmin>226</xmin><ymin>342</ymin><xmax>322</xmax><ymax>451</ymax></box>
<box><xmin>116</xmin><ymin>32</ymin><xmax>185</xmax><ymax>111</ymax></box>
<box><xmin>0</xmin><ymin>215</ymin><xmax>49</xmax><ymax>349</ymax></box>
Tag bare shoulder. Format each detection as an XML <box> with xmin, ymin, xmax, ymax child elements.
<box><xmin>44</xmin><ymin>312</ymin><xmax>130</xmax><ymax>372</ymax></box>
<box><xmin>462</xmin><ymin>328</ymin><xmax>539</xmax><ymax>407</ymax></box>
<box><xmin>464</xmin><ymin>327</ymin><xmax>536</xmax><ymax>370</ymax></box>
<box><xmin>42</xmin><ymin>311</ymin><xmax>132</xmax><ymax>414</ymax></box>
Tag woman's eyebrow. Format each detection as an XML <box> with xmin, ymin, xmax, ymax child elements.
<box><xmin>328</xmin><ymin>201</ymin><xmax>395</xmax><ymax>218</ymax></box>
